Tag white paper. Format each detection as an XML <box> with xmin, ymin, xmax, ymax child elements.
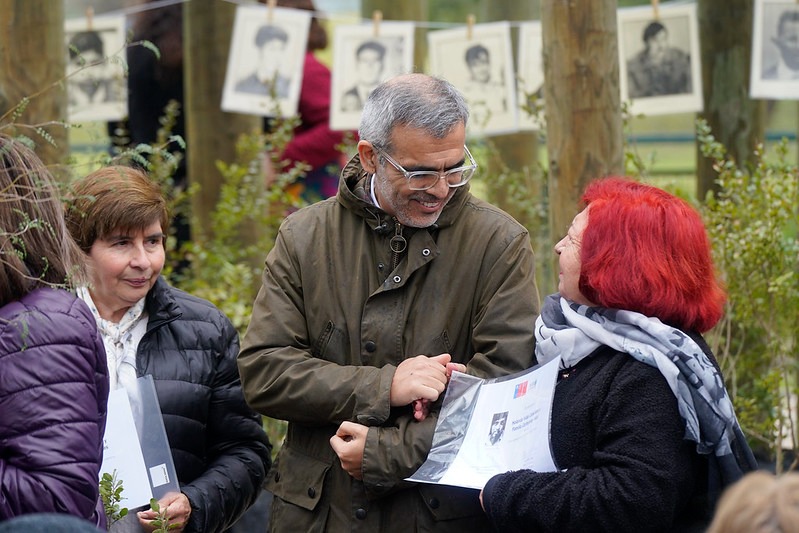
<box><xmin>408</xmin><ymin>355</ymin><xmax>560</xmax><ymax>489</ymax></box>
<box><xmin>100</xmin><ymin>388</ymin><xmax>154</xmax><ymax>508</ymax></box>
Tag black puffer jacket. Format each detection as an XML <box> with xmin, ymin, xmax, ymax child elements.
<box><xmin>138</xmin><ymin>277</ymin><xmax>271</xmax><ymax>532</ymax></box>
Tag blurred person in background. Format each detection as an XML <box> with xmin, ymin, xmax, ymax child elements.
<box><xmin>109</xmin><ymin>1</ymin><xmax>190</xmax><ymax>257</ymax></box>
<box><xmin>707</xmin><ymin>470</ymin><xmax>799</xmax><ymax>533</ymax></box>
<box><xmin>261</xmin><ymin>0</ymin><xmax>354</xmax><ymax>202</ymax></box>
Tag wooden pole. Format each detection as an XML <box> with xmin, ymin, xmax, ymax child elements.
<box><xmin>184</xmin><ymin>0</ymin><xmax>260</xmax><ymax>241</ymax></box>
<box><xmin>481</xmin><ymin>0</ymin><xmax>540</xmax><ymax>216</ymax></box>
<box><xmin>542</xmin><ymin>0</ymin><xmax>623</xmax><ymax>244</ymax></box>
<box><xmin>696</xmin><ymin>0</ymin><xmax>765</xmax><ymax>202</ymax></box>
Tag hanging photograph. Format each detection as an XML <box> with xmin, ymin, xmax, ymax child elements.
<box><xmin>750</xmin><ymin>0</ymin><xmax>799</xmax><ymax>99</ymax></box>
<box><xmin>65</xmin><ymin>15</ymin><xmax>128</xmax><ymax>123</ymax></box>
<box><xmin>221</xmin><ymin>4</ymin><xmax>311</xmax><ymax>117</ymax></box>
<box><xmin>517</xmin><ymin>21</ymin><xmax>545</xmax><ymax>131</ymax></box>
<box><xmin>330</xmin><ymin>22</ymin><xmax>415</xmax><ymax>131</ymax></box>
<box><xmin>618</xmin><ymin>3</ymin><xmax>703</xmax><ymax>116</ymax></box>
<box><xmin>428</xmin><ymin>21</ymin><xmax>518</xmax><ymax>136</ymax></box>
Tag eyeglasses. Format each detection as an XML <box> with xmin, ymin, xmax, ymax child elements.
<box><xmin>375</xmin><ymin>145</ymin><xmax>478</xmax><ymax>191</ymax></box>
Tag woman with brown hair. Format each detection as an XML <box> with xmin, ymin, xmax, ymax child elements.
<box><xmin>66</xmin><ymin>166</ymin><xmax>271</xmax><ymax>532</ymax></box>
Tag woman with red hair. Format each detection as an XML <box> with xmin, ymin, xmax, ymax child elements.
<box><xmin>480</xmin><ymin>177</ymin><xmax>756</xmax><ymax>532</ymax></box>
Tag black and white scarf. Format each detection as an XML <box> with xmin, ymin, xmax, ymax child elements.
<box><xmin>536</xmin><ymin>294</ymin><xmax>757</xmax><ymax>489</ymax></box>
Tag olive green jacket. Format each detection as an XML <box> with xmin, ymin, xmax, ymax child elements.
<box><xmin>238</xmin><ymin>156</ymin><xmax>539</xmax><ymax>532</ymax></box>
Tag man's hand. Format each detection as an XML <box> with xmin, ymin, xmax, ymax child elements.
<box><xmin>446</xmin><ymin>361</ymin><xmax>467</xmax><ymax>378</ymax></box>
<box><xmin>330</xmin><ymin>421</ymin><xmax>369</xmax><ymax>480</ymax></box>
<box><xmin>390</xmin><ymin>353</ymin><xmax>451</xmax><ymax>407</ymax></box>
<box><xmin>138</xmin><ymin>492</ymin><xmax>192</xmax><ymax>532</ymax></box>
<box><xmin>411</xmin><ymin>360</ymin><xmax>468</xmax><ymax>421</ymax></box>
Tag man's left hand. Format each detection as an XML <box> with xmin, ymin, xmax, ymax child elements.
<box><xmin>330</xmin><ymin>421</ymin><xmax>369</xmax><ymax>480</ymax></box>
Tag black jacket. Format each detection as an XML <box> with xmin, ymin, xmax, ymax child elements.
<box><xmin>482</xmin><ymin>343</ymin><xmax>714</xmax><ymax>532</ymax></box>
<box><xmin>139</xmin><ymin>277</ymin><xmax>271</xmax><ymax>532</ymax></box>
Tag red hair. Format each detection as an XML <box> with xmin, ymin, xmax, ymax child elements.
<box><xmin>578</xmin><ymin>177</ymin><xmax>725</xmax><ymax>332</ymax></box>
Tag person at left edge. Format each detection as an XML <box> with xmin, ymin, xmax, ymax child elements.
<box><xmin>0</xmin><ymin>134</ymin><xmax>108</xmax><ymax>528</ymax></box>
<box><xmin>65</xmin><ymin>166</ymin><xmax>272</xmax><ymax>533</ymax></box>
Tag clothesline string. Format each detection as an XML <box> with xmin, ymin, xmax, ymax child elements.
<box><xmin>76</xmin><ymin>0</ymin><xmax>694</xmax><ymax>29</ymax></box>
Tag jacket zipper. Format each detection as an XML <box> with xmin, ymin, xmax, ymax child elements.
<box><xmin>389</xmin><ymin>220</ymin><xmax>407</xmax><ymax>271</ymax></box>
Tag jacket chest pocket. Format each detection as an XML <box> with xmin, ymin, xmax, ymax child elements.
<box><xmin>311</xmin><ymin>321</ymin><xmax>352</xmax><ymax>363</ymax></box>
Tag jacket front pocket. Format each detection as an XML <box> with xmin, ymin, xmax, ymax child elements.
<box><xmin>266</xmin><ymin>445</ymin><xmax>331</xmax><ymax>511</ymax></box>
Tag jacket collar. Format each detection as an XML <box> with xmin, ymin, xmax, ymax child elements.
<box><xmin>144</xmin><ymin>276</ymin><xmax>181</xmax><ymax>331</ymax></box>
<box><xmin>336</xmin><ymin>153</ymin><xmax>471</xmax><ymax>233</ymax></box>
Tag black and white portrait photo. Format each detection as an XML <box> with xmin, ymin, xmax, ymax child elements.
<box><xmin>221</xmin><ymin>4</ymin><xmax>310</xmax><ymax>117</ymax></box>
<box><xmin>428</xmin><ymin>21</ymin><xmax>518</xmax><ymax>136</ymax></box>
<box><xmin>517</xmin><ymin>21</ymin><xmax>545</xmax><ymax>131</ymax></box>
<box><xmin>330</xmin><ymin>22</ymin><xmax>414</xmax><ymax>131</ymax></box>
<box><xmin>618</xmin><ymin>4</ymin><xmax>703</xmax><ymax>116</ymax></box>
<box><xmin>750</xmin><ymin>0</ymin><xmax>799</xmax><ymax>99</ymax></box>
<box><xmin>488</xmin><ymin>411</ymin><xmax>509</xmax><ymax>446</ymax></box>
<box><xmin>65</xmin><ymin>16</ymin><xmax>127</xmax><ymax>123</ymax></box>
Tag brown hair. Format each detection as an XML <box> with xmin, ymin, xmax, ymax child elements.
<box><xmin>273</xmin><ymin>0</ymin><xmax>328</xmax><ymax>51</ymax></box>
<box><xmin>707</xmin><ymin>471</ymin><xmax>799</xmax><ymax>533</ymax></box>
<box><xmin>65</xmin><ymin>166</ymin><xmax>169</xmax><ymax>252</ymax></box>
<box><xmin>0</xmin><ymin>134</ymin><xmax>85</xmax><ymax>305</ymax></box>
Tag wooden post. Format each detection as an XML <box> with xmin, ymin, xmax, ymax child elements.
<box><xmin>183</xmin><ymin>1</ymin><xmax>260</xmax><ymax>241</ymax></box>
<box><xmin>542</xmin><ymin>1</ymin><xmax>623</xmax><ymax>243</ymax></box>
<box><xmin>696</xmin><ymin>0</ymin><xmax>765</xmax><ymax>202</ymax></box>
<box><xmin>0</xmin><ymin>1</ymin><xmax>68</xmax><ymax>169</ymax></box>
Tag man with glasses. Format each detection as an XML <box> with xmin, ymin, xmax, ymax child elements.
<box><xmin>238</xmin><ymin>73</ymin><xmax>539</xmax><ymax>532</ymax></box>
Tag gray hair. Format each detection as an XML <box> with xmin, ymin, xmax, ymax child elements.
<box><xmin>358</xmin><ymin>74</ymin><xmax>469</xmax><ymax>152</ymax></box>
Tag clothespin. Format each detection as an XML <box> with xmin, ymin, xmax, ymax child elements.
<box><xmin>466</xmin><ymin>14</ymin><xmax>475</xmax><ymax>40</ymax></box>
<box><xmin>86</xmin><ymin>6</ymin><xmax>94</xmax><ymax>30</ymax></box>
<box><xmin>651</xmin><ymin>0</ymin><xmax>660</xmax><ymax>21</ymax></box>
<box><xmin>267</xmin><ymin>0</ymin><xmax>276</xmax><ymax>24</ymax></box>
<box><xmin>372</xmin><ymin>10</ymin><xmax>382</xmax><ymax>38</ymax></box>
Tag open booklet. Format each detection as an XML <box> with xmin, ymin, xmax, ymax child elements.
<box><xmin>100</xmin><ymin>375</ymin><xmax>181</xmax><ymax>509</ymax></box>
<box><xmin>407</xmin><ymin>355</ymin><xmax>561</xmax><ymax>490</ymax></box>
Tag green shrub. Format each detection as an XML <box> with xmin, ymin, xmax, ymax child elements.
<box><xmin>699</xmin><ymin>119</ymin><xmax>799</xmax><ymax>470</ymax></box>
